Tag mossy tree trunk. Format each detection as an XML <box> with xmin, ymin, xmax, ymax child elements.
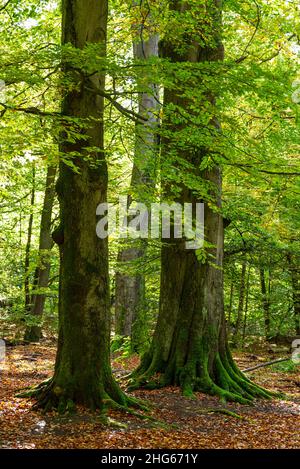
<box><xmin>130</xmin><ymin>0</ymin><xmax>273</xmax><ymax>403</ymax></box>
<box><xmin>30</xmin><ymin>0</ymin><xmax>133</xmax><ymax>413</ymax></box>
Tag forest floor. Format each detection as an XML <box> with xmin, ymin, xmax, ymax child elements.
<box><xmin>0</xmin><ymin>342</ymin><xmax>299</xmax><ymax>449</ymax></box>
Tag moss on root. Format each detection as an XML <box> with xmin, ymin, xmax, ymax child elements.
<box><xmin>17</xmin><ymin>377</ymin><xmax>148</xmax><ymax>416</ymax></box>
<box><xmin>128</xmin><ymin>346</ymin><xmax>279</xmax><ymax>405</ymax></box>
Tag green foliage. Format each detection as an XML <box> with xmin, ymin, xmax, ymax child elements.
<box><xmin>0</xmin><ymin>0</ymin><xmax>299</xmax><ymax>349</ymax></box>
<box><xmin>271</xmin><ymin>360</ymin><xmax>299</xmax><ymax>373</ymax></box>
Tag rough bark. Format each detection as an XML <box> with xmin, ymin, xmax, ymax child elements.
<box><xmin>130</xmin><ymin>0</ymin><xmax>274</xmax><ymax>403</ymax></box>
<box><xmin>114</xmin><ymin>3</ymin><xmax>159</xmax><ymax>350</ymax></box>
<box><xmin>28</xmin><ymin>0</ymin><xmax>134</xmax><ymax>413</ymax></box>
<box><xmin>24</xmin><ymin>164</ymin><xmax>57</xmax><ymax>343</ymax></box>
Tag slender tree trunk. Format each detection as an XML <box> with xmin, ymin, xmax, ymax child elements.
<box><xmin>115</xmin><ymin>4</ymin><xmax>159</xmax><ymax>351</ymax></box>
<box><xmin>242</xmin><ymin>265</ymin><xmax>251</xmax><ymax>345</ymax></box>
<box><xmin>288</xmin><ymin>254</ymin><xmax>300</xmax><ymax>335</ymax></box>
<box><xmin>130</xmin><ymin>0</ymin><xmax>272</xmax><ymax>403</ymax></box>
<box><xmin>24</xmin><ymin>164</ymin><xmax>57</xmax><ymax>343</ymax></box>
<box><xmin>233</xmin><ymin>261</ymin><xmax>246</xmax><ymax>347</ymax></box>
<box><xmin>260</xmin><ymin>268</ymin><xmax>271</xmax><ymax>341</ymax></box>
<box><xmin>24</xmin><ymin>165</ymin><xmax>35</xmax><ymax>313</ymax></box>
<box><xmin>31</xmin><ymin>0</ymin><xmax>133</xmax><ymax>412</ymax></box>
<box><xmin>227</xmin><ymin>277</ymin><xmax>234</xmax><ymax>328</ymax></box>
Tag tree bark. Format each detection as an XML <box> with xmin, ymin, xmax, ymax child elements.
<box><xmin>130</xmin><ymin>0</ymin><xmax>273</xmax><ymax>403</ymax></box>
<box><xmin>31</xmin><ymin>0</ymin><xmax>134</xmax><ymax>412</ymax></box>
<box><xmin>24</xmin><ymin>164</ymin><xmax>57</xmax><ymax>343</ymax></box>
<box><xmin>115</xmin><ymin>3</ymin><xmax>159</xmax><ymax>351</ymax></box>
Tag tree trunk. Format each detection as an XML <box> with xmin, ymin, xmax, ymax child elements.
<box><xmin>233</xmin><ymin>260</ymin><xmax>247</xmax><ymax>347</ymax></box>
<box><xmin>130</xmin><ymin>0</ymin><xmax>272</xmax><ymax>403</ymax></box>
<box><xmin>227</xmin><ymin>276</ymin><xmax>234</xmax><ymax>328</ymax></box>
<box><xmin>31</xmin><ymin>0</ymin><xmax>133</xmax><ymax>413</ymax></box>
<box><xmin>242</xmin><ymin>265</ymin><xmax>251</xmax><ymax>344</ymax></box>
<box><xmin>115</xmin><ymin>4</ymin><xmax>159</xmax><ymax>351</ymax></box>
<box><xmin>260</xmin><ymin>268</ymin><xmax>271</xmax><ymax>341</ymax></box>
<box><xmin>24</xmin><ymin>164</ymin><xmax>57</xmax><ymax>343</ymax></box>
<box><xmin>288</xmin><ymin>255</ymin><xmax>300</xmax><ymax>335</ymax></box>
<box><xmin>24</xmin><ymin>165</ymin><xmax>35</xmax><ymax>313</ymax></box>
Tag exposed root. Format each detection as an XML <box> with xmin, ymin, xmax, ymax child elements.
<box><xmin>17</xmin><ymin>376</ymin><xmax>149</xmax><ymax>417</ymax></box>
<box><xmin>129</xmin><ymin>347</ymin><xmax>278</xmax><ymax>405</ymax></box>
<box><xmin>197</xmin><ymin>408</ymin><xmax>245</xmax><ymax>419</ymax></box>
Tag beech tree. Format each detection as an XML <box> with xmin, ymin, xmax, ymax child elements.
<box><xmin>114</xmin><ymin>1</ymin><xmax>159</xmax><ymax>350</ymax></box>
<box><xmin>130</xmin><ymin>0</ymin><xmax>274</xmax><ymax>403</ymax></box>
<box><xmin>26</xmin><ymin>0</ymin><xmax>135</xmax><ymax>412</ymax></box>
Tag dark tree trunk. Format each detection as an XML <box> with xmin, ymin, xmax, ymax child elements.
<box><xmin>24</xmin><ymin>165</ymin><xmax>35</xmax><ymax>314</ymax></box>
<box><xmin>288</xmin><ymin>254</ymin><xmax>300</xmax><ymax>335</ymax></box>
<box><xmin>242</xmin><ymin>265</ymin><xmax>251</xmax><ymax>344</ymax></box>
<box><xmin>115</xmin><ymin>4</ymin><xmax>159</xmax><ymax>351</ymax></box>
<box><xmin>24</xmin><ymin>164</ymin><xmax>57</xmax><ymax>343</ymax></box>
<box><xmin>227</xmin><ymin>276</ymin><xmax>234</xmax><ymax>328</ymax></box>
<box><xmin>233</xmin><ymin>260</ymin><xmax>247</xmax><ymax>347</ymax></box>
<box><xmin>130</xmin><ymin>0</ymin><xmax>272</xmax><ymax>403</ymax></box>
<box><xmin>260</xmin><ymin>268</ymin><xmax>271</xmax><ymax>341</ymax></box>
<box><xmin>30</xmin><ymin>0</ymin><xmax>134</xmax><ymax>413</ymax></box>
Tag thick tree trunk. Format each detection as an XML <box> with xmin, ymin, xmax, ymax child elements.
<box><xmin>24</xmin><ymin>164</ymin><xmax>57</xmax><ymax>343</ymax></box>
<box><xmin>115</xmin><ymin>5</ymin><xmax>159</xmax><ymax>351</ymax></box>
<box><xmin>130</xmin><ymin>0</ymin><xmax>273</xmax><ymax>403</ymax></box>
<box><xmin>30</xmin><ymin>0</ymin><xmax>133</xmax><ymax>412</ymax></box>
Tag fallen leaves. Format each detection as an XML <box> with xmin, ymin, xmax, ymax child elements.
<box><xmin>0</xmin><ymin>344</ymin><xmax>299</xmax><ymax>449</ymax></box>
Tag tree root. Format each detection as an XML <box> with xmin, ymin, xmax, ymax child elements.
<box><xmin>197</xmin><ymin>408</ymin><xmax>245</xmax><ymax>419</ymax></box>
<box><xmin>16</xmin><ymin>376</ymin><xmax>149</xmax><ymax>416</ymax></box>
<box><xmin>128</xmin><ymin>347</ymin><xmax>280</xmax><ymax>405</ymax></box>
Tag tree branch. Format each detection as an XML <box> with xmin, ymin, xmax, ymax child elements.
<box><xmin>243</xmin><ymin>358</ymin><xmax>290</xmax><ymax>373</ymax></box>
<box><xmin>0</xmin><ymin>0</ymin><xmax>12</xmax><ymax>13</ymax></box>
